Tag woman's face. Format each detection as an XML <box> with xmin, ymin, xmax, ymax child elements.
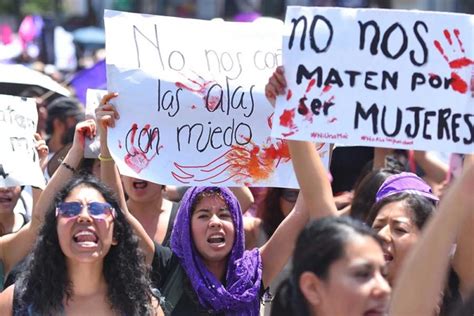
<box><xmin>308</xmin><ymin>236</ymin><xmax>391</xmax><ymax>316</ymax></box>
<box><xmin>57</xmin><ymin>185</ymin><xmax>116</xmax><ymax>264</ymax></box>
<box><xmin>371</xmin><ymin>200</ymin><xmax>421</xmax><ymax>285</ymax></box>
<box><xmin>0</xmin><ymin>186</ymin><xmax>22</xmax><ymax>214</ymax></box>
<box><xmin>191</xmin><ymin>194</ymin><xmax>235</xmax><ymax>268</ymax></box>
<box><xmin>121</xmin><ymin>175</ymin><xmax>162</xmax><ymax>203</ymax></box>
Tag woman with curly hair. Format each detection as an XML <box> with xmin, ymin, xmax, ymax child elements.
<box><xmin>0</xmin><ymin>120</ymin><xmax>161</xmax><ymax>315</ymax></box>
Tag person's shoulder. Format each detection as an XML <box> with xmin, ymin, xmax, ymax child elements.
<box><xmin>0</xmin><ymin>284</ymin><xmax>15</xmax><ymax>315</ymax></box>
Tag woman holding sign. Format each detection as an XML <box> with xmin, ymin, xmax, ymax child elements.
<box><xmin>95</xmin><ymin>92</ymin><xmax>336</xmax><ymax>314</ymax></box>
<box><xmin>0</xmin><ymin>133</ymin><xmax>48</xmax><ymax>288</ymax></box>
<box><xmin>266</xmin><ymin>67</ymin><xmax>392</xmax><ymax>316</ymax></box>
<box><xmin>0</xmin><ymin>120</ymin><xmax>162</xmax><ymax>315</ymax></box>
<box><xmin>266</xmin><ymin>66</ymin><xmax>474</xmax><ymax>314</ymax></box>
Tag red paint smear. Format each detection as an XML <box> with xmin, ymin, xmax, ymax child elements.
<box><xmin>124</xmin><ymin>150</ymin><xmax>154</xmax><ymax>174</ymax></box>
<box><xmin>453</xmin><ymin>29</ymin><xmax>465</xmax><ymax>53</ymax></box>
<box><xmin>206</xmin><ymin>96</ymin><xmax>220</xmax><ymax>111</ymax></box>
<box><xmin>118</xmin><ymin>140</ymin><xmax>122</xmax><ymax>149</ymax></box>
<box><xmin>267</xmin><ymin>113</ymin><xmax>274</xmax><ymax>129</ymax></box>
<box><xmin>450</xmin><ymin>72</ymin><xmax>468</xmax><ymax>94</ymax></box>
<box><xmin>434</xmin><ymin>40</ymin><xmax>449</xmax><ymax>62</ymax></box>
<box><xmin>286</xmin><ymin>89</ymin><xmax>293</xmax><ymax>101</ymax></box>
<box><xmin>176</xmin><ymin>77</ymin><xmax>212</xmax><ymax>95</ymax></box>
<box><xmin>443</xmin><ymin>29</ymin><xmax>452</xmax><ymax>45</ymax></box>
<box><xmin>262</xmin><ymin>142</ymin><xmax>290</xmax><ymax>165</ymax></box>
<box><xmin>282</xmin><ymin>131</ymin><xmax>296</xmax><ymax>137</ymax></box>
<box><xmin>279</xmin><ymin>109</ymin><xmax>295</xmax><ymax>128</ymax></box>
<box><xmin>428</xmin><ymin>73</ymin><xmax>438</xmax><ymax>79</ymax></box>
<box><xmin>191</xmin><ymin>104</ymin><xmax>197</xmax><ymax>109</ymax></box>
<box><xmin>123</xmin><ymin>123</ymin><xmax>157</xmax><ymax>173</ymax></box>
<box><xmin>322</xmin><ymin>85</ymin><xmax>332</xmax><ymax>93</ymax></box>
<box><xmin>306</xmin><ymin>79</ymin><xmax>316</xmax><ymax>93</ymax></box>
<box><xmin>449</xmin><ymin>57</ymin><xmax>474</xmax><ymax>69</ymax></box>
<box><xmin>225</xmin><ymin>139</ymin><xmax>291</xmax><ymax>182</ymax></box>
<box><xmin>328</xmin><ymin>117</ymin><xmax>337</xmax><ymax>123</ymax></box>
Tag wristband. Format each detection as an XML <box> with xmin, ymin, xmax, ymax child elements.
<box><xmin>98</xmin><ymin>153</ymin><xmax>114</xmax><ymax>162</ymax></box>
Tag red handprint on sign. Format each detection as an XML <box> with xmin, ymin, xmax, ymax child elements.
<box><xmin>433</xmin><ymin>29</ymin><xmax>474</xmax><ymax>94</ymax></box>
<box><xmin>175</xmin><ymin>71</ymin><xmax>219</xmax><ymax>110</ymax></box>
<box><xmin>124</xmin><ymin>123</ymin><xmax>161</xmax><ymax>174</ymax></box>
<box><xmin>171</xmin><ymin>138</ymin><xmax>290</xmax><ymax>185</ymax></box>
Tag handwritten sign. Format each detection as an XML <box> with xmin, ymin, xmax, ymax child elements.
<box><xmin>272</xmin><ymin>7</ymin><xmax>474</xmax><ymax>154</ymax></box>
<box><xmin>0</xmin><ymin>94</ymin><xmax>45</xmax><ymax>188</ymax></box>
<box><xmin>105</xmin><ymin>10</ymin><xmax>329</xmax><ymax>187</ymax></box>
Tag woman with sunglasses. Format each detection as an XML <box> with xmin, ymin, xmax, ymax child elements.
<box><xmin>0</xmin><ymin>120</ymin><xmax>161</xmax><ymax>315</ymax></box>
<box><xmin>95</xmin><ymin>91</ymin><xmax>337</xmax><ymax>314</ymax></box>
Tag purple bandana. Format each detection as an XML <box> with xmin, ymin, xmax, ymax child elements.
<box><xmin>171</xmin><ymin>187</ymin><xmax>262</xmax><ymax>315</ymax></box>
<box><xmin>375</xmin><ymin>172</ymin><xmax>439</xmax><ymax>203</ymax></box>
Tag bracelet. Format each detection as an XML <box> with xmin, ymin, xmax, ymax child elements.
<box><xmin>61</xmin><ymin>162</ymin><xmax>76</xmax><ymax>173</ymax></box>
<box><xmin>98</xmin><ymin>153</ymin><xmax>114</xmax><ymax>162</ymax></box>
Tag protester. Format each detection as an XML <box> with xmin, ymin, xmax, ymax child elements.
<box><xmin>96</xmin><ymin>93</ymin><xmax>254</xmax><ymax>247</ymax></box>
<box><xmin>366</xmin><ymin>172</ymin><xmax>470</xmax><ymax>313</ymax></box>
<box><xmin>270</xmin><ymin>216</ymin><xmax>391</xmax><ymax>316</ymax></box>
<box><xmin>45</xmin><ymin>96</ymin><xmax>85</xmax><ymax>155</ymax></box>
<box><xmin>390</xmin><ymin>155</ymin><xmax>474</xmax><ymax>316</ymax></box>
<box><xmin>244</xmin><ymin>188</ymin><xmax>298</xmax><ymax>249</ymax></box>
<box><xmin>345</xmin><ymin>168</ymin><xmax>400</xmax><ymax>221</ymax></box>
<box><xmin>0</xmin><ymin>133</ymin><xmax>48</xmax><ymax>290</ymax></box>
<box><xmin>0</xmin><ymin>120</ymin><xmax>162</xmax><ymax>315</ymax></box>
<box><xmin>94</xmin><ymin>91</ymin><xmax>338</xmax><ymax>315</ymax></box>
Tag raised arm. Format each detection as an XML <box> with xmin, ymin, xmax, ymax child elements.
<box><xmin>258</xmin><ymin>67</ymin><xmax>337</xmax><ymax>287</ymax></box>
<box><xmin>229</xmin><ymin>187</ymin><xmax>254</xmax><ymax>213</ymax></box>
<box><xmin>265</xmin><ymin>66</ymin><xmax>337</xmax><ymax>218</ymax></box>
<box><xmin>0</xmin><ymin>120</ymin><xmax>93</xmax><ymax>273</ymax></box>
<box><xmin>413</xmin><ymin>150</ymin><xmax>449</xmax><ymax>183</ymax></box>
<box><xmin>389</xmin><ymin>155</ymin><xmax>474</xmax><ymax>316</ymax></box>
<box><xmin>96</xmin><ymin>92</ymin><xmax>155</xmax><ymax>264</ymax></box>
<box><xmin>452</xmin><ymin>154</ymin><xmax>474</xmax><ymax>299</ymax></box>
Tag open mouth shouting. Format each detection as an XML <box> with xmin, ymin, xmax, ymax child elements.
<box><xmin>207</xmin><ymin>233</ymin><xmax>226</xmax><ymax>248</ymax></box>
<box><xmin>73</xmin><ymin>228</ymin><xmax>99</xmax><ymax>248</ymax></box>
<box><xmin>383</xmin><ymin>249</ymin><xmax>394</xmax><ymax>263</ymax></box>
<box><xmin>132</xmin><ymin>180</ymin><xmax>148</xmax><ymax>190</ymax></box>
<box><xmin>364</xmin><ymin>306</ymin><xmax>388</xmax><ymax>316</ymax></box>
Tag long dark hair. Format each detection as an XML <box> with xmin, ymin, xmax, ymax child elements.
<box><xmin>16</xmin><ymin>174</ymin><xmax>154</xmax><ymax>315</ymax></box>
<box><xmin>350</xmin><ymin>168</ymin><xmax>400</xmax><ymax>221</ymax></box>
<box><xmin>365</xmin><ymin>192</ymin><xmax>436</xmax><ymax>229</ymax></box>
<box><xmin>271</xmin><ymin>216</ymin><xmax>381</xmax><ymax>316</ymax></box>
<box><xmin>259</xmin><ymin>188</ymin><xmax>296</xmax><ymax>238</ymax></box>
<box><xmin>365</xmin><ymin>192</ymin><xmax>461</xmax><ymax>315</ymax></box>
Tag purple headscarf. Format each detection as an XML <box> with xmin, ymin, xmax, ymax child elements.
<box><xmin>171</xmin><ymin>187</ymin><xmax>262</xmax><ymax>315</ymax></box>
<box><xmin>375</xmin><ymin>172</ymin><xmax>439</xmax><ymax>203</ymax></box>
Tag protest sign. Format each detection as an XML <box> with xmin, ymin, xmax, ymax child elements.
<box><xmin>105</xmin><ymin>10</ymin><xmax>329</xmax><ymax>187</ymax></box>
<box><xmin>84</xmin><ymin>89</ymin><xmax>107</xmax><ymax>158</ymax></box>
<box><xmin>272</xmin><ymin>6</ymin><xmax>474</xmax><ymax>154</ymax></box>
<box><xmin>0</xmin><ymin>94</ymin><xmax>45</xmax><ymax>188</ymax></box>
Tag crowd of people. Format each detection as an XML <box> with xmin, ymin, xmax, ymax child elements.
<box><xmin>0</xmin><ymin>64</ymin><xmax>470</xmax><ymax>315</ymax></box>
<box><xmin>0</xmin><ymin>4</ymin><xmax>473</xmax><ymax>316</ymax></box>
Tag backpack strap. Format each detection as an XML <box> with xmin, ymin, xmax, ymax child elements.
<box><xmin>159</xmin><ymin>256</ymin><xmax>184</xmax><ymax>315</ymax></box>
